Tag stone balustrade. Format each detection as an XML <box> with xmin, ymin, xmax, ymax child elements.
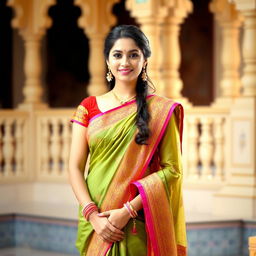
<box><xmin>0</xmin><ymin>107</ymin><xmax>229</xmax><ymax>187</ymax></box>
<box><xmin>183</xmin><ymin>106</ymin><xmax>229</xmax><ymax>188</ymax></box>
<box><xmin>35</xmin><ymin>110</ymin><xmax>73</xmax><ymax>182</ymax></box>
<box><xmin>0</xmin><ymin>110</ymin><xmax>29</xmax><ymax>181</ymax></box>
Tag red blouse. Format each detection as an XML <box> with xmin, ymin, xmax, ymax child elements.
<box><xmin>71</xmin><ymin>96</ymin><xmax>102</xmax><ymax>127</ymax></box>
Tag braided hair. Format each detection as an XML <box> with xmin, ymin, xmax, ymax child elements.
<box><xmin>104</xmin><ymin>25</ymin><xmax>153</xmax><ymax>145</ymax></box>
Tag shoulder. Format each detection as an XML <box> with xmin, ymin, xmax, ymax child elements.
<box><xmin>149</xmin><ymin>95</ymin><xmax>184</xmax><ymax>123</ymax></box>
<box><xmin>80</xmin><ymin>96</ymin><xmax>97</xmax><ymax>108</ymax></box>
<box><xmin>71</xmin><ymin>96</ymin><xmax>98</xmax><ymax>127</ymax></box>
<box><xmin>149</xmin><ymin>94</ymin><xmax>182</xmax><ymax>108</ymax></box>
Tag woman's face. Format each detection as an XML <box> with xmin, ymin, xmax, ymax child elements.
<box><xmin>107</xmin><ymin>38</ymin><xmax>146</xmax><ymax>85</ymax></box>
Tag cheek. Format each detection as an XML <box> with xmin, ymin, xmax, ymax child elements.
<box><xmin>109</xmin><ymin>60</ymin><xmax>119</xmax><ymax>69</ymax></box>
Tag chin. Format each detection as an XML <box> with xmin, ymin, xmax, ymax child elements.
<box><xmin>118</xmin><ymin>76</ymin><xmax>138</xmax><ymax>83</ymax></box>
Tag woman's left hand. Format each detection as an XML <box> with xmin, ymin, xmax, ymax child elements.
<box><xmin>98</xmin><ymin>207</ymin><xmax>131</xmax><ymax>230</ymax></box>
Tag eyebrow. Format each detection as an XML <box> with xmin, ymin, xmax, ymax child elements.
<box><xmin>112</xmin><ymin>49</ymin><xmax>139</xmax><ymax>53</ymax></box>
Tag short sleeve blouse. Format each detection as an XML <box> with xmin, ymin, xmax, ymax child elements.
<box><xmin>71</xmin><ymin>96</ymin><xmax>102</xmax><ymax>127</ymax></box>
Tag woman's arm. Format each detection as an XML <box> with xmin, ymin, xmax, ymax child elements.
<box><xmin>69</xmin><ymin>123</ymin><xmax>124</xmax><ymax>242</ymax></box>
<box><xmin>68</xmin><ymin>123</ymin><xmax>91</xmax><ymax>205</ymax></box>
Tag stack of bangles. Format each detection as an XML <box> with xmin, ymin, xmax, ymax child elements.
<box><xmin>124</xmin><ymin>201</ymin><xmax>138</xmax><ymax>234</ymax></box>
<box><xmin>81</xmin><ymin>202</ymin><xmax>98</xmax><ymax>221</ymax></box>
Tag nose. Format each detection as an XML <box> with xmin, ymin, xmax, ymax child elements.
<box><xmin>120</xmin><ymin>55</ymin><xmax>130</xmax><ymax>66</ymax></box>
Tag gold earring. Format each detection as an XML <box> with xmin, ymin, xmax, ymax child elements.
<box><xmin>141</xmin><ymin>67</ymin><xmax>147</xmax><ymax>81</ymax></box>
<box><xmin>106</xmin><ymin>67</ymin><xmax>113</xmax><ymax>82</ymax></box>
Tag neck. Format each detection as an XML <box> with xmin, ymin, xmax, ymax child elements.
<box><xmin>113</xmin><ymin>81</ymin><xmax>137</xmax><ymax>97</ymax></box>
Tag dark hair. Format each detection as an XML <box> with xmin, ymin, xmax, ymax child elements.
<box><xmin>104</xmin><ymin>25</ymin><xmax>153</xmax><ymax>145</ymax></box>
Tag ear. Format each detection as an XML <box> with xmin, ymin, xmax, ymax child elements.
<box><xmin>143</xmin><ymin>61</ymin><xmax>148</xmax><ymax>68</ymax></box>
<box><xmin>106</xmin><ymin>60</ymin><xmax>110</xmax><ymax>67</ymax></box>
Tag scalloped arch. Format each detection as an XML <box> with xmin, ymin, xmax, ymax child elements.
<box><xmin>7</xmin><ymin>0</ymin><xmax>57</xmax><ymax>36</ymax></box>
<box><xmin>74</xmin><ymin>0</ymin><xmax>120</xmax><ymax>34</ymax></box>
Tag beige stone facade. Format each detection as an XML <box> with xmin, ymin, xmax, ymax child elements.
<box><xmin>0</xmin><ymin>0</ymin><xmax>256</xmax><ymax>250</ymax></box>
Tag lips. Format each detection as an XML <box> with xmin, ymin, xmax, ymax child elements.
<box><xmin>118</xmin><ymin>69</ymin><xmax>132</xmax><ymax>75</ymax></box>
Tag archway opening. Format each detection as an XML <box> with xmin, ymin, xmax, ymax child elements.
<box><xmin>180</xmin><ymin>0</ymin><xmax>214</xmax><ymax>105</ymax></box>
<box><xmin>46</xmin><ymin>0</ymin><xmax>89</xmax><ymax>107</ymax></box>
<box><xmin>0</xmin><ymin>0</ymin><xmax>13</xmax><ymax>108</ymax></box>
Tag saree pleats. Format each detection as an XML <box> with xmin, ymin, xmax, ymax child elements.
<box><xmin>76</xmin><ymin>95</ymin><xmax>187</xmax><ymax>256</ymax></box>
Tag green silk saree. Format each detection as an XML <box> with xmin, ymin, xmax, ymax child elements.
<box><xmin>76</xmin><ymin>95</ymin><xmax>187</xmax><ymax>256</ymax></box>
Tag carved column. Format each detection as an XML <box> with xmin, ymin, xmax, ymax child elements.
<box><xmin>232</xmin><ymin>0</ymin><xmax>256</xmax><ymax>96</ymax></box>
<box><xmin>240</xmin><ymin>10</ymin><xmax>256</xmax><ymax>96</ymax></box>
<box><xmin>8</xmin><ymin>0</ymin><xmax>56</xmax><ymax>110</ymax></box>
<box><xmin>161</xmin><ymin>0</ymin><xmax>193</xmax><ymax>100</ymax></box>
<box><xmin>210</xmin><ymin>0</ymin><xmax>243</xmax><ymax>101</ymax></box>
<box><xmin>75</xmin><ymin>0</ymin><xmax>119</xmax><ymax>96</ymax></box>
<box><xmin>213</xmin><ymin>0</ymin><xmax>256</xmax><ymax>220</ymax></box>
<box><xmin>126</xmin><ymin>0</ymin><xmax>169</xmax><ymax>93</ymax></box>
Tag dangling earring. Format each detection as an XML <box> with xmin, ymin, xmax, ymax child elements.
<box><xmin>106</xmin><ymin>67</ymin><xmax>113</xmax><ymax>82</ymax></box>
<box><xmin>141</xmin><ymin>66</ymin><xmax>147</xmax><ymax>81</ymax></box>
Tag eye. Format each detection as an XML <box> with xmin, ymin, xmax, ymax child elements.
<box><xmin>130</xmin><ymin>53</ymin><xmax>139</xmax><ymax>58</ymax></box>
<box><xmin>113</xmin><ymin>53</ymin><xmax>122</xmax><ymax>58</ymax></box>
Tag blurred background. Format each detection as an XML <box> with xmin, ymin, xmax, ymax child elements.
<box><xmin>0</xmin><ymin>0</ymin><xmax>255</xmax><ymax>255</ymax></box>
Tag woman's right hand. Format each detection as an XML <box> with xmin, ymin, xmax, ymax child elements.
<box><xmin>89</xmin><ymin>211</ymin><xmax>125</xmax><ymax>243</ymax></box>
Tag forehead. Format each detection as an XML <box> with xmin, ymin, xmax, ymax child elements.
<box><xmin>110</xmin><ymin>38</ymin><xmax>141</xmax><ymax>52</ymax></box>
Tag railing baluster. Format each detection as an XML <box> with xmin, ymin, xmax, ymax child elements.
<box><xmin>50</xmin><ymin>119</ymin><xmax>61</xmax><ymax>175</ymax></box>
<box><xmin>61</xmin><ymin>118</ymin><xmax>71</xmax><ymax>175</ymax></box>
<box><xmin>199</xmin><ymin>117</ymin><xmax>214</xmax><ymax>179</ymax></box>
<box><xmin>41</xmin><ymin>118</ymin><xmax>50</xmax><ymax>174</ymax></box>
<box><xmin>15</xmin><ymin>119</ymin><xmax>24</xmax><ymax>176</ymax></box>
<box><xmin>188</xmin><ymin>117</ymin><xmax>200</xmax><ymax>179</ymax></box>
<box><xmin>214</xmin><ymin>117</ymin><xmax>225</xmax><ymax>181</ymax></box>
<box><xmin>3</xmin><ymin>120</ymin><xmax>14</xmax><ymax>176</ymax></box>
<box><xmin>0</xmin><ymin>121</ymin><xmax>3</xmax><ymax>176</ymax></box>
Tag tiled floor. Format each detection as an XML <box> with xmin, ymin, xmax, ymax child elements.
<box><xmin>0</xmin><ymin>248</ymin><xmax>77</xmax><ymax>256</ymax></box>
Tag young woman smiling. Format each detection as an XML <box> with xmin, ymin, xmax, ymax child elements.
<box><xmin>69</xmin><ymin>25</ymin><xmax>187</xmax><ymax>256</ymax></box>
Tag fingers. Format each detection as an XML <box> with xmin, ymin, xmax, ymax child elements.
<box><xmin>103</xmin><ymin>230</ymin><xmax>123</xmax><ymax>243</ymax></box>
<box><xmin>104</xmin><ymin>221</ymin><xmax>124</xmax><ymax>241</ymax></box>
<box><xmin>99</xmin><ymin>227</ymin><xmax>123</xmax><ymax>243</ymax></box>
<box><xmin>107</xmin><ymin>220</ymin><xmax>124</xmax><ymax>235</ymax></box>
<box><xmin>98</xmin><ymin>211</ymin><xmax>110</xmax><ymax>217</ymax></box>
<box><xmin>96</xmin><ymin>222</ymin><xmax>124</xmax><ymax>242</ymax></box>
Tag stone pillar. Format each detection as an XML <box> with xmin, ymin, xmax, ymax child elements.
<box><xmin>161</xmin><ymin>0</ymin><xmax>192</xmax><ymax>101</ymax></box>
<box><xmin>8</xmin><ymin>0</ymin><xmax>56</xmax><ymax>110</ymax></box>
<box><xmin>75</xmin><ymin>0</ymin><xmax>119</xmax><ymax>96</ymax></box>
<box><xmin>240</xmin><ymin>10</ymin><xmax>256</xmax><ymax>96</ymax></box>
<box><xmin>210</xmin><ymin>0</ymin><xmax>243</xmax><ymax>105</ymax></box>
<box><xmin>213</xmin><ymin>0</ymin><xmax>256</xmax><ymax>220</ymax></box>
<box><xmin>126</xmin><ymin>0</ymin><xmax>169</xmax><ymax>94</ymax></box>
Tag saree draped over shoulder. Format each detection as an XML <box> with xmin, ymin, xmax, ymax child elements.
<box><xmin>76</xmin><ymin>95</ymin><xmax>187</xmax><ymax>256</ymax></box>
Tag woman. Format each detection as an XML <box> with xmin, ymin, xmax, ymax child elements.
<box><xmin>69</xmin><ymin>25</ymin><xmax>187</xmax><ymax>256</ymax></box>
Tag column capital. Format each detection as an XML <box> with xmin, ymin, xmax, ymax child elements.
<box><xmin>75</xmin><ymin>0</ymin><xmax>119</xmax><ymax>35</ymax></box>
<box><xmin>210</xmin><ymin>0</ymin><xmax>243</xmax><ymax>25</ymax></box>
<box><xmin>166</xmin><ymin>0</ymin><xmax>193</xmax><ymax>19</ymax></box>
<box><xmin>126</xmin><ymin>0</ymin><xmax>169</xmax><ymax>22</ymax></box>
<box><xmin>7</xmin><ymin>0</ymin><xmax>56</xmax><ymax>39</ymax></box>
